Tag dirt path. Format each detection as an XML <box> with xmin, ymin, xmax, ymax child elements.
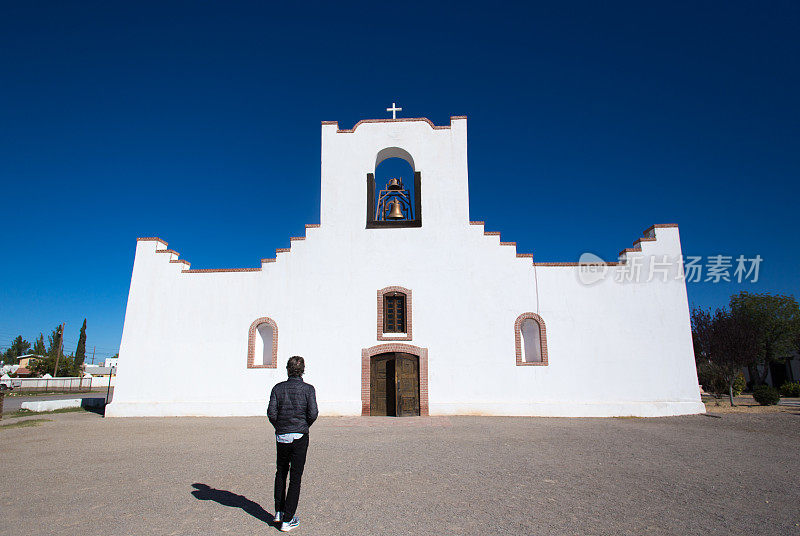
<box><xmin>1</xmin><ymin>412</ymin><xmax>798</xmax><ymax>535</ymax></box>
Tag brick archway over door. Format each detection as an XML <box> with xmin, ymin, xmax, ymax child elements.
<box><xmin>361</xmin><ymin>343</ymin><xmax>429</xmax><ymax>416</ymax></box>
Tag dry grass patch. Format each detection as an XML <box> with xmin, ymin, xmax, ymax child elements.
<box><xmin>0</xmin><ymin>418</ymin><xmax>51</xmax><ymax>430</ymax></box>
<box><xmin>4</xmin><ymin>407</ymin><xmax>89</xmax><ymax>419</ymax></box>
<box><xmin>703</xmin><ymin>396</ymin><xmax>798</xmax><ymax>414</ymax></box>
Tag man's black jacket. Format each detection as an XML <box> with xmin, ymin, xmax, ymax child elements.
<box><xmin>267</xmin><ymin>376</ymin><xmax>319</xmax><ymax>435</ymax></box>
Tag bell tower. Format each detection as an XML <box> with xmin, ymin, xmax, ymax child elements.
<box><xmin>319</xmin><ymin>114</ymin><xmax>469</xmax><ymax>231</ymax></box>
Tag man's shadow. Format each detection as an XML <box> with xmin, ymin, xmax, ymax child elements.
<box><xmin>191</xmin><ymin>483</ymin><xmax>276</xmax><ymax>526</ymax></box>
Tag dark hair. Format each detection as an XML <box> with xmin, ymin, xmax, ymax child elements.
<box><xmin>287</xmin><ymin>355</ymin><xmax>305</xmax><ymax>377</ymax></box>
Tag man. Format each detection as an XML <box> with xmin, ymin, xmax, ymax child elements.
<box><xmin>267</xmin><ymin>355</ymin><xmax>318</xmax><ymax>532</ymax></box>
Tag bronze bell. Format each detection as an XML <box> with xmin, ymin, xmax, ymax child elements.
<box><xmin>387</xmin><ymin>178</ymin><xmax>402</xmax><ymax>190</ymax></box>
<box><xmin>386</xmin><ymin>200</ymin><xmax>404</xmax><ymax>219</ymax></box>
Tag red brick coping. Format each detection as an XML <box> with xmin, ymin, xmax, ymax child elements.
<box><xmin>323</xmin><ymin>116</ymin><xmax>467</xmax><ymax>133</ymax></box>
<box><xmin>617</xmin><ymin>223</ymin><xmax>678</xmax><ymax>257</ymax></box>
<box><xmin>136</xmin><ymin>223</ymin><xmax>321</xmax><ymax>273</ymax></box>
<box><xmin>137</xmin><ymin>221</ymin><xmax>679</xmax><ymax>270</ymax></box>
<box><xmin>467</xmin><ymin>222</ymin><xmax>679</xmax><ymax>267</ymax></box>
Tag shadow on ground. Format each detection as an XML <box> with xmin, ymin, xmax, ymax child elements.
<box><xmin>191</xmin><ymin>483</ymin><xmax>276</xmax><ymax>526</ymax></box>
<box><xmin>85</xmin><ymin>404</ymin><xmax>105</xmax><ymax>416</ymax></box>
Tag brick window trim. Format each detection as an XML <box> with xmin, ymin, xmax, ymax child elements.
<box><xmin>514</xmin><ymin>312</ymin><xmax>549</xmax><ymax>366</ymax></box>
<box><xmin>377</xmin><ymin>286</ymin><xmax>412</xmax><ymax>341</ymax></box>
<box><xmin>361</xmin><ymin>343</ymin><xmax>429</xmax><ymax>416</ymax></box>
<box><xmin>247</xmin><ymin>317</ymin><xmax>278</xmax><ymax>369</ymax></box>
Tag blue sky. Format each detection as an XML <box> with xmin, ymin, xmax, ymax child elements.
<box><xmin>1</xmin><ymin>1</ymin><xmax>798</xmax><ymax>360</ymax></box>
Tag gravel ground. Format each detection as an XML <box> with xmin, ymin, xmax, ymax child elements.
<box><xmin>1</xmin><ymin>412</ymin><xmax>798</xmax><ymax>536</ymax></box>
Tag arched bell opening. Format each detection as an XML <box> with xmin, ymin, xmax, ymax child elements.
<box><xmin>376</xmin><ymin>157</ymin><xmax>415</xmax><ymax>221</ymax></box>
<box><xmin>366</xmin><ymin>149</ymin><xmax>422</xmax><ymax>228</ymax></box>
<box><xmin>375</xmin><ymin>147</ymin><xmax>415</xmax><ymax>170</ymax></box>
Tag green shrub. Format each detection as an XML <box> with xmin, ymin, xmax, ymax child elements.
<box><xmin>732</xmin><ymin>373</ymin><xmax>746</xmax><ymax>396</ymax></box>
<box><xmin>697</xmin><ymin>362</ymin><xmax>725</xmax><ymax>396</ymax></box>
<box><xmin>779</xmin><ymin>381</ymin><xmax>800</xmax><ymax>398</ymax></box>
<box><xmin>697</xmin><ymin>363</ymin><xmax>746</xmax><ymax>397</ymax></box>
<box><xmin>752</xmin><ymin>385</ymin><xmax>780</xmax><ymax>406</ymax></box>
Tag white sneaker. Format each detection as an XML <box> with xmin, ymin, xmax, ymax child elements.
<box><xmin>280</xmin><ymin>516</ymin><xmax>299</xmax><ymax>532</ymax></box>
<box><xmin>273</xmin><ymin>511</ymin><xmax>282</xmax><ymax>523</ymax></box>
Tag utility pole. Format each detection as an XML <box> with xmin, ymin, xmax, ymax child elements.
<box><xmin>106</xmin><ymin>364</ymin><xmax>113</xmax><ymax>408</ymax></box>
<box><xmin>53</xmin><ymin>322</ymin><xmax>65</xmax><ymax>377</ymax></box>
<box><xmin>91</xmin><ymin>346</ymin><xmax>96</xmax><ymax>365</ymax></box>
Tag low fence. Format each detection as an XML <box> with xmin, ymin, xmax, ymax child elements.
<box><xmin>88</xmin><ymin>376</ymin><xmax>116</xmax><ymax>389</ymax></box>
<box><xmin>12</xmin><ymin>376</ymin><xmax>114</xmax><ymax>392</ymax></box>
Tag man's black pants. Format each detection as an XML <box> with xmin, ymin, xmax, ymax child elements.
<box><xmin>274</xmin><ymin>434</ymin><xmax>309</xmax><ymax>521</ymax></box>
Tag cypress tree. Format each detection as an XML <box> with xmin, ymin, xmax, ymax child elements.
<box><xmin>75</xmin><ymin>319</ymin><xmax>87</xmax><ymax>368</ymax></box>
<box><xmin>33</xmin><ymin>333</ymin><xmax>46</xmax><ymax>356</ymax></box>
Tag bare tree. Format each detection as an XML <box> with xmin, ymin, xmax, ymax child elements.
<box><xmin>692</xmin><ymin>306</ymin><xmax>760</xmax><ymax>405</ymax></box>
<box><xmin>711</xmin><ymin>308</ymin><xmax>760</xmax><ymax>405</ymax></box>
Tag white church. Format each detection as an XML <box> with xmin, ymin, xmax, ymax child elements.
<box><xmin>106</xmin><ymin>111</ymin><xmax>704</xmax><ymax>418</ymax></box>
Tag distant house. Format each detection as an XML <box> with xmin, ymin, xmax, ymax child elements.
<box><xmin>16</xmin><ymin>355</ymin><xmax>43</xmax><ymax>368</ymax></box>
<box><xmin>743</xmin><ymin>351</ymin><xmax>799</xmax><ymax>388</ymax></box>
<box><xmin>84</xmin><ymin>366</ymin><xmax>114</xmax><ymax>378</ymax></box>
<box><xmin>104</xmin><ymin>357</ymin><xmax>119</xmax><ymax>368</ymax></box>
<box><xmin>14</xmin><ymin>367</ymin><xmax>34</xmax><ymax>377</ymax></box>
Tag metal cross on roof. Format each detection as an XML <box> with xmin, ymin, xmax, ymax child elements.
<box><xmin>386</xmin><ymin>102</ymin><xmax>402</xmax><ymax>119</ymax></box>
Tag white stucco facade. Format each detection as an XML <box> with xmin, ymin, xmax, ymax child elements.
<box><xmin>106</xmin><ymin>116</ymin><xmax>704</xmax><ymax>418</ymax></box>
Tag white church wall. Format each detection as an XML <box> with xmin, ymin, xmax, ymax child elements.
<box><xmin>107</xmin><ymin>116</ymin><xmax>703</xmax><ymax>418</ymax></box>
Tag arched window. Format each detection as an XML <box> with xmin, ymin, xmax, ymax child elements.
<box><xmin>514</xmin><ymin>313</ymin><xmax>548</xmax><ymax>366</ymax></box>
<box><xmin>247</xmin><ymin>317</ymin><xmax>278</xmax><ymax>368</ymax></box>
<box><xmin>366</xmin><ymin>148</ymin><xmax>421</xmax><ymax>228</ymax></box>
<box><xmin>377</xmin><ymin>286</ymin><xmax>412</xmax><ymax>341</ymax></box>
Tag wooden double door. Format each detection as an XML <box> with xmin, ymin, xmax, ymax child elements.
<box><xmin>370</xmin><ymin>352</ymin><xmax>420</xmax><ymax>416</ymax></box>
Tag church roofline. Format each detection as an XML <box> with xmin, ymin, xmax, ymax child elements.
<box><xmin>643</xmin><ymin>222</ymin><xmax>678</xmax><ymax>236</ymax></box>
<box><xmin>618</xmin><ymin>223</ymin><xmax>680</xmax><ymax>257</ymax></box>
<box><xmin>467</xmin><ymin>221</ymin><xmax>679</xmax><ymax>267</ymax></box>
<box><xmin>137</xmin><ymin>236</ymin><xmax>168</xmax><ymax>246</ymax></box>
<box><xmin>137</xmin><ymin>220</ymin><xmax>676</xmax><ymax>273</ymax></box>
<box><xmin>322</xmin><ymin>116</ymin><xmax>466</xmax><ymax>133</ymax></box>
<box><xmin>135</xmin><ymin>224</ymin><xmax>323</xmax><ymax>274</ymax></box>
<box><xmin>182</xmin><ymin>268</ymin><xmax>261</xmax><ymax>273</ymax></box>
